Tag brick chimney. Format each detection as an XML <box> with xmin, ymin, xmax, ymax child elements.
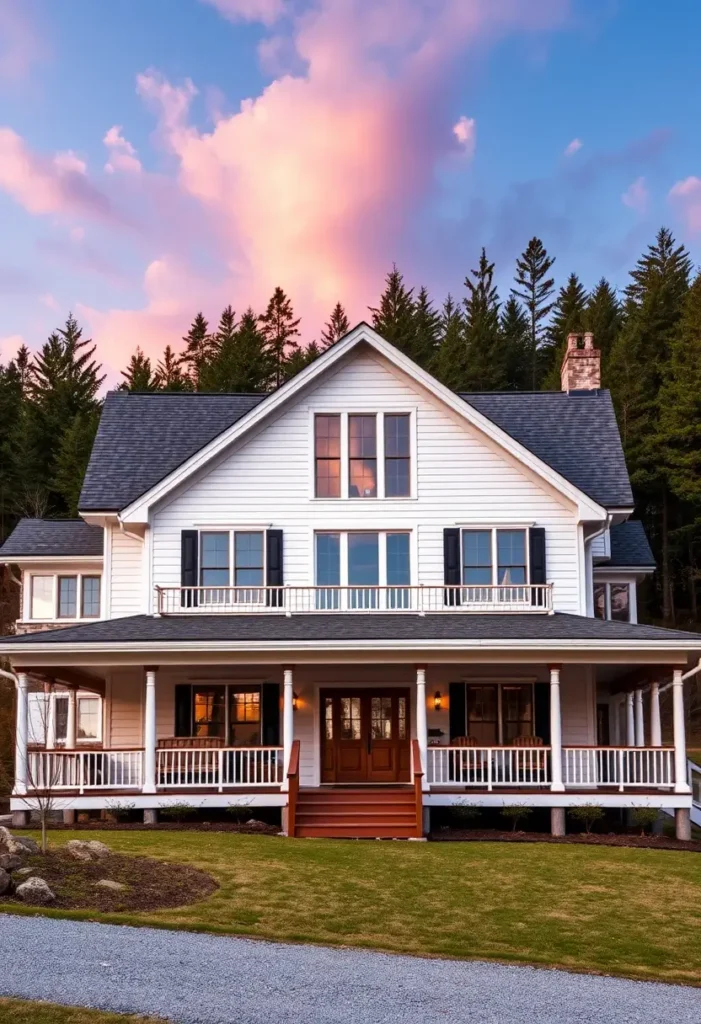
<box><xmin>560</xmin><ymin>331</ymin><xmax>601</xmax><ymax>392</ymax></box>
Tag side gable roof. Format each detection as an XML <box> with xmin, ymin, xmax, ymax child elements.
<box><xmin>0</xmin><ymin>518</ymin><xmax>104</xmax><ymax>559</ymax></box>
<box><xmin>606</xmin><ymin>520</ymin><xmax>656</xmax><ymax>568</ymax></box>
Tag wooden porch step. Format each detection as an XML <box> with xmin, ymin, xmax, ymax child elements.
<box><xmin>293</xmin><ymin>786</ymin><xmax>420</xmax><ymax>839</ymax></box>
<box><xmin>295</xmin><ymin>825</ymin><xmax>419</xmax><ymax>839</ymax></box>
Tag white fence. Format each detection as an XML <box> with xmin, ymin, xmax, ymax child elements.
<box><xmin>562</xmin><ymin>747</ymin><xmax>675</xmax><ymax>791</ymax></box>
<box><xmin>428</xmin><ymin>746</ymin><xmax>551</xmax><ymax>788</ymax></box>
<box><xmin>156</xmin><ymin>747</ymin><xmax>284</xmax><ymax>789</ymax></box>
<box><xmin>27</xmin><ymin>750</ymin><xmax>143</xmax><ymax>793</ymax></box>
<box><xmin>156</xmin><ymin>583</ymin><xmax>553</xmax><ymax>615</ymax></box>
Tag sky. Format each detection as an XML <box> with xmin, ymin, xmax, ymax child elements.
<box><xmin>1</xmin><ymin>0</ymin><xmax>700</xmax><ymax>381</ymax></box>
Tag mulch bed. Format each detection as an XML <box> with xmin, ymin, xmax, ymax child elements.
<box><xmin>430</xmin><ymin>829</ymin><xmax>701</xmax><ymax>852</ymax></box>
<box><xmin>3</xmin><ymin>851</ymin><xmax>219</xmax><ymax>912</ymax></box>
<box><xmin>15</xmin><ymin>821</ymin><xmax>280</xmax><ymax>834</ymax></box>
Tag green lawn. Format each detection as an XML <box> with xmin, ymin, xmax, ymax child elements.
<box><xmin>3</xmin><ymin>830</ymin><xmax>701</xmax><ymax>985</ymax></box>
<box><xmin>0</xmin><ymin>998</ymin><xmax>158</xmax><ymax>1023</ymax></box>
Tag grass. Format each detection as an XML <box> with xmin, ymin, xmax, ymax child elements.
<box><xmin>3</xmin><ymin>830</ymin><xmax>701</xmax><ymax>985</ymax></box>
<box><xmin>0</xmin><ymin>998</ymin><xmax>159</xmax><ymax>1023</ymax></box>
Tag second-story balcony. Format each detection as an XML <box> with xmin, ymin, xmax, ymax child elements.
<box><xmin>154</xmin><ymin>583</ymin><xmax>554</xmax><ymax>615</ymax></box>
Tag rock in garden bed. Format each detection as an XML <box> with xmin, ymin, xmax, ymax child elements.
<box><xmin>15</xmin><ymin>876</ymin><xmax>55</xmax><ymax>905</ymax></box>
<box><xmin>2</xmin><ymin>848</ymin><xmax>218</xmax><ymax>912</ymax></box>
<box><xmin>430</xmin><ymin>829</ymin><xmax>701</xmax><ymax>851</ymax></box>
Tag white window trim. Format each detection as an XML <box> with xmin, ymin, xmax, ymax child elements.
<box><xmin>593</xmin><ymin>579</ymin><xmax>634</xmax><ymax>623</ymax></box>
<box><xmin>460</xmin><ymin>528</ymin><xmax>530</xmax><ymax>587</ymax></box>
<box><xmin>27</xmin><ymin>572</ymin><xmax>103</xmax><ymax>623</ymax></box>
<box><xmin>30</xmin><ymin>691</ymin><xmax>103</xmax><ymax>746</ymax></box>
<box><xmin>313</xmin><ymin>529</ymin><xmax>413</xmax><ymax>587</ymax></box>
<box><xmin>198</xmin><ymin>529</ymin><xmax>267</xmax><ymax>589</ymax></box>
<box><xmin>311</xmin><ymin>410</ymin><xmax>417</xmax><ymax>501</ymax></box>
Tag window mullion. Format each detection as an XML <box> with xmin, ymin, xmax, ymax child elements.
<box><xmin>376</xmin><ymin>413</ymin><xmax>385</xmax><ymax>499</ymax></box>
<box><xmin>491</xmin><ymin>530</ymin><xmax>498</xmax><ymax>588</ymax></box>
<box><xmin>340</xmin><ymin>413</ymin><xmax>349</xmax><ymax>500</ymax></box>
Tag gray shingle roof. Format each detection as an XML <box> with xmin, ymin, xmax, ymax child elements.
<box><xmin>607</xmin><ymin>521</ymin><xmax>656</xmax><ymax>568</ymax></box>
<box><xmin>79</xmin><ymin>383</ymin><xmax>633</xmax><ymax>513</ymax></box>
<box><xmin>0</xmin><ymin>519</ymin><xmax>103</xmax><ymax>559</ymax></box>
<box><xmin>1</xmin><ymin>612</ymin><xmax>698</xmax><ymax>646</ymax></box>
<box><xmin>460</xmin><ymin>390</ymin><xmax>633</xmax><ymax>508</ymax></box>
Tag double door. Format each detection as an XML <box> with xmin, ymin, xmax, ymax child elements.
<box><xmin>321</xmin><ymin>688</ymin><xmax>411</xmax><ymax>783</ymax></box>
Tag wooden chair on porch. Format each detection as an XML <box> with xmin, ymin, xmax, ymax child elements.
<box><xmin>156</xmin><ymin>736</ymin><xmax>223</xmax><ymax>787</ymax></box>
<box><xmin>449</xmin><ymin>736</ymin><xmax>479</xmax><ymax>784</ymax></box>
<box><xmin>511</xmin><ymin>735</ymin><xmax>547</xmax><ymax>783</ymax></box>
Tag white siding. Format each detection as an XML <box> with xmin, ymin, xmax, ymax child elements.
<box><xmin>107</xmin><ymin>669</ymin><xmax>143</xmax><ymax>748</ymax></box>
<box><xmin>109</xmin><ymin>525</ymin><xmax>144</xmax><ymax>617</ymax></box>
<box><xmin>151</xmin><ymin>349</ymin><xmax>583</xmax><ymax>612</ymax></box>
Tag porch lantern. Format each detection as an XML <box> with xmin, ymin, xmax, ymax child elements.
<box><xmin>293</xmin><ymin>692</ymin><xmax>299</xmax><ymax>711</ymax></box>
<box><xmin>433</xmin><ymin>691</ymin><xmax>442</xmax><ymax>711</ymax></box>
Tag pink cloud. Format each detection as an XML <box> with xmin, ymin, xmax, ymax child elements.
<box><xmin>0</xmin><ymin>127</ymin><xmax>116</xmax><ymax>220</ymax></box>
<box><xmin>564</xmin><ymin>137</ymin><xmax>582</xmax><ymax>157</ymax></box>
<box><xmin>0</xmin><ymin>333</ymin><xmax>25</xmax><ymax>364</ymax></box>
<box><xmin>453</xmin><ymin>116</ymin><xmax>476</xmax><ymax>158</ymax></box>
<box><xmin>0</xmin><ymin>0</ymin><xmax>46</xmax><ymax>82</ymax></box>
<box><xmin>202</xmin><ymin>0</ymin><xmax>287</xmax><ymax>26</ymax></box>
<box><xmin>104</xmin><ymin>126</ymin><xmax>142</xmax><ymax>175</ymax></box>
<box><xmin>621</xmin><ymin>175</ymin><xmax>649</xmax><ymax>214</ymax></box>
<box><xmin>669</xmin><ymin>176</ymin><xmax>701</xmax><ymax>234</ymax></box>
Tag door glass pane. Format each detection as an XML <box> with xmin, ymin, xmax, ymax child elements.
<box><xmin>229</xmin><ymin>687</ymin><xmax>261</xmax><ymax>745</ymax></box>
<box><xmin>502</xmin><ymin>685</ymin><xmax>533</xmax><ymax>744</ymax></box>
<box><xmin>371</xmin><ymin>697</ymin><xmax>393</xmax><ymax>739</ymax></box>
<box><xmin>349</xmin><ymin>415</ymin><xmax>377</xmax><ymax>497</ymax></box>
<box><xmin>593</xmin><ymin>582</ymin><xmax>607</xmax><ymax>619</ymax></box>
<box><xmin>610</xmin><ymin>584</ymin><xmax>630</xmax><ymax>622</ymax></box>
<box><xmin>387</xmin><ymin>533</ymin><xmax>410</xmax><ymax>608</ymax></box>
<box><xmin>340</xmin><ymin>697</ymin><xmax>361</xmax><ymax>740</ymax></box>
<box><xmin>398</xmin><ymin>697</ymin><xmax>407</xmax><ymax>740</ymax></box>
<box><xmin>193</xmin><ymin>686</ymin><xmax>225</xmax><ymax>739</ymax></box>
<box><xmin>497</xmin><ymin>529</ymin><xmax>527</xmax><ymax>585</ymax></box>
<box><xmin>466</xmin><ymin>685</ymin><xmax>498</xmax><ymax>745</ymax></box>
<box><xmin>325</xmin><ymin>697</ymin><xmax>333</xmax><ymax>740</ymax></box>
<box><xmin>316</xmin><ymin>533</ymin><xmax>340</xmax><ymax>609</ymax></box>
<box><xmin>201</xmin><ymin>532</ymin><xmax>230</xmax><ymax>588</ymax></box>
<box><xmin>58</xmin><ymin>576</ymin><xmax>78</xmax><ymax>618</ymax></box>
<box><xmin>462</xmin><ymin>530</ymin><xmax>492</xmax><ymax>586</ymax></box>
<box><xmin>31</xmin><ymin>576</ymin><xmax>54</xmax><ymax>618</ymax></box>
<box><xmin>348</xmin><ymin>533</ymin><xmax>379</xmax><ymax>608</ymax></box>
<box><xmin>81</xmin><ymin>576</ymin><xmax>101</xmax><ymax>618</ymax></box>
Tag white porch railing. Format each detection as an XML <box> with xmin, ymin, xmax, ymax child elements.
<box><xmin>428</xmin><ymin>746</ymin><xmax>551</xmax><ymax>788</ymax></box>
<box><xmin>562</xmin><ymin>747</ymin><xmax>675</xmax><ymax>791</ymax></box>
<box><xmin>27</xmin><ymin>750</ymin><xmax>143</xmax><ymax>793</ymax></box>
<box><xmin>155</xmin><ymin>583</ymin><xmax>553</xmax><ymax>615</ymax></box>
<box><xmin>156</xmin><ymin>747</ymin><xmax>284</xmax><ymax>789</ymax></box>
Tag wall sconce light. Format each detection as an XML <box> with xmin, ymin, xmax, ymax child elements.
<box><xmin>433</xmin><ymin>691</ymin><xmax>442</xmax><ymax>711</ymax></box>
<box><xmin>293</xmin><ymin>692</ymin><xmax>299</xmax><ymax>711</ymax></box>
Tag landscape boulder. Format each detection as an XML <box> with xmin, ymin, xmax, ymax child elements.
<box><xmin>66</xmin><ymin>839</ymin><xmax>111</xmax><ymax>862</ymax></box>
<box><xmin>14</xmin><ymin>836</ymin><xmax>39</xmax><ymax>855</ymax></box>
<box><xmin>14</xmin><ymin>867</ymin><xmax>34</xmax><ymax>877</ymax></box>
<box><xmin>0</xmin><ymin>868</ymin><xmax>12</xmax><ymax>896</ymax></box>
<box><xmin>94</xmin><ymin>879</ymin><xmax>126</xmax><ymax>891</ymax></box>
<box><xmin>16</xmin><ymin>876</ymin><xmax>55</xmax><ymax>904</ymax></box>
<box><xmin>0</xmin><ymin>854</ymin><xmax>23</xmax><ymax>872</ymax></box>
<box><xmin>0</xmin><ymin>827</ymin><xmax>28</xmax><ymax>858</ymax></box>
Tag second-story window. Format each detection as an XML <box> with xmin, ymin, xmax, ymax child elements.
<box><xmin>497</xmin><ymin>530</ymin><xmax>527</xmax><ymax>585</ymax></box>
<box><xmin>58</xmin><ymin>576</ymin><xmax>78</xmax><ymax>618</ymax></box>
<box><xmin>462</xmin><ymin>528</ymin><xmax>528</xmax><ymax>587</ymax></box>
<box><xmin>594</xmin><ymin>581</ymin><xmax>630</xmax><ymax>622</ymax></box>
<box><xmin>31</xmin><ymin>576</ymin><xmax>54</xmax><ymax>619</ymax></box>
<box><xmin>234</xmin><ymin>532</ymin><xmax>264</xmax><ymax>588</ymax></box>
<box><xmin>200</xmin><ymin>532</ymin><xmax>230</xmax><ymax>587</ymax></box>
<box><xmin>315</xmin><ymin>414</ymin><xmax>341</xmax><ymax>497</ymax></box>
<box><xmin>349</xmin><ymin>415</ymin><xmax>377</xmax><ymax>497</ymax></box>
<box><xmin>29</xmin><ymin>574</ymin><xmax>102</xmax><ymax>621</ymax></box>
<box><xmin>81</xmin><ymin>576</ymin><xmax>101</xmax><ymax>618</ymax></box>
<box><xmin>384</xmin><ymin>414</ymin><xmax>410</xmax><ymax>497</ymax></box>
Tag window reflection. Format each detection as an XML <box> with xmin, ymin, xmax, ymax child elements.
<box><xmin>349</xmin><ymin>415</ymin><xmax>377</xmax><ymax>497</ymax></box>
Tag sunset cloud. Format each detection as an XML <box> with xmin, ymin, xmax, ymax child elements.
<box><xmin>104</xmin><ymin>126</ymin><xmax>142</xmax><ymax>175</ymax></box>
<box><xmin>621</xmin><ymin>175</ymin><xmax>649</xmax><ymax>214</ymax></box>
<box><xmin>0</xmin><ymin>0</ymin><xmax>45</xmax><ymax>82</ymax></box>
<box><xmin>564</xmin><ymin>137</ymin><xmax>582</xmax><ymax>157</ymax></box>
<box><xmin>202</xmin><ymin>0</ymin><xmax>287</xmax><ymax>26</ymax></box>
<box><xmin>453</xmin><ymin>116</ymin><xmax>476</xmax><ymax>158</ymax></box>
<box><xmin>669</xmin><ymin>176</ymin><xmax>701</xmax><ymax>233</ymax></box>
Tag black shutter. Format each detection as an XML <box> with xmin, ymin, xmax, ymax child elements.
<box><xmin>181</xmin><ymin>530</ymin><xmax>199</xmax><ymax>608</ymax></box>
<box><xmin>449</xmin><ymin>682</ymin><xmax>467</xmax><ymax>741</ymax></box>
<box><xmin>529</xmin><ymin>527</ymin><xmax>546</xmax><ymax>606</ymax></box>
<box><xmin>174</xmin><ymin>684</ymin><xmax>192</xmax><ymax>737</ymax></box>
<box><xmin>262</xmin><ymin>683</ymin><xmax>280</xmax><ymax>745</ymax></box>
<box><xmin>443</xmin><ymin>528</ymin><xmax>461</xmax><ymax>607</ymax></box>
<box><xmin>534</xmin><ymin>682</ymin><xmax>550</xmax><ymax>745</ymax></box>
<box><xmin>266</xmin><ymin>529</ymin><xmax>283</xmax><ymax>607</ymax></box>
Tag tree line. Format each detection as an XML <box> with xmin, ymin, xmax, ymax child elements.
<box><xmin>1</xmin><ymin>228</ymin><xmax>700</xmax><ymax>628</ymax></box>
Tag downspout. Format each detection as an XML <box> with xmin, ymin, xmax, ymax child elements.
<box><xmin>118</xmin><ymin>520</ymin><xmax>143</xmax><ymax>544</ymax></box>
<box><xmin>583</xmin><ymin>514</ymin><xmax>612</xmax><ymax>617</ymax></box>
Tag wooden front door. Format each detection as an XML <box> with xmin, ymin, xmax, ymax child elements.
<box><xmin>321</xmin><ymin>689</ymin><xmax>411</xmax><ymax>784</ymax></box>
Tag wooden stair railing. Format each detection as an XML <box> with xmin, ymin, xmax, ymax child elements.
<box><xmin>286</xmin><ymin>739</ymin><xmax>301</xmax><ymax>837</ymax></box>
<box><xmin>412</xmin><ymin>738</ymin><xmax>424</xmax><ymax>838</ymax></box>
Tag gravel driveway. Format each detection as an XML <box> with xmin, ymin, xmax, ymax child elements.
<box><xmin>1</xmin><ymin>915</ymin><xmax>698</xmax><ymax>1024</ymax></box>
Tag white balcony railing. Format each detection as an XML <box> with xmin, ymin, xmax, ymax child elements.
<box><xmin>155</xmin><ymin>583</ymin><xmax>553</xmax><ymax>615</ymax></box>
<box><xmin>428</xmin><ymin>746</ymin><xmax>551</xmax><ymax>788</ymax></box>
<box><xmin>27</xmin><ymin>750</ymin><xmax>143</xmax><ymax>793</ymax></box>
<box><xmin>562</xmin><ymin>747</ymin><xmax>675</xmax><ymax>791</ymax></box>
<box><xmin>156</xmin><ymin>747</ymin><xmax>284</xmax><ymax>789</ymax></box>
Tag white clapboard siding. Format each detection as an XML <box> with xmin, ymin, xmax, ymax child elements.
<box><xmin>151</xmin><ymin>350</ymin><xmax>582</xmax><ymax>613</ymax></box>
<box><xmin>107</xmin><ymin>669</ymin><xmax>143</xmax><ymax>748</ymax></box>
<box><xmin>109</xmin><ymin>525</ymin><xmax>144</xmax><ymax>617</ymax></box>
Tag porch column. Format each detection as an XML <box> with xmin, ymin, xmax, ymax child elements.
<box><xmin>625</xmin><ymin>692</ymin><xmax>635</xmax><ymax>746</ymax></box>
<box><xmin>66</xmin><ymin>688</ymin><xmax>77</xmax><ymax>749</ymax></box>
<box><xmin>650</xmin><ymin>681</ymin><xmax>662</xmax><ymax>747</ymax></box>
<box><xmin>143</xmin><ymin>668</ymin><xmax>157</xmax><ymax>794</ymax></box>
<box><xmin>14</xmin><ymin>672</ymin><xmax>29</xmax><ymax>795</ymax></box>
<box><xmin>634</xmin><ymin>689</ymin><xmax>645</xmax><ymax>747</ymax></box>
<box><xmin>44</xmin><ymin>682</ymin><xmax>56</xmax><ymax>750</ymax></box>
<box><xmin>549</xmin><ymin>665</ymin><xmax>564</xmax><ymax>793</ymax></box>
<box><xmin>282</xmin><ymin>666</ymin><xmax>294</xmax><ymax>789</ymax></box>
<box><xmin>672</xmin><ymin>668</ymin><xmax>691</xmax><ymax>794</ymax></box>
<box><xmin>415</xmin><ymin>665</ymin><xmax>428</xmax><ymax>783</ymax></box>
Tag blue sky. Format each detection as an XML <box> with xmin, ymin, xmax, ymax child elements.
<box><xmin>0</xmin><ymin>0</ymin><xmax>700</xmax><ymax>377</ymax></box>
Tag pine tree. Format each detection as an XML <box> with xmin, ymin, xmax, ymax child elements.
<box><xmin>0</xmin><ymin>356</ymin><xmax>27</xmax><ymax>539</ymax></box>
<box><xmin>499</xmin><ymin>297</ymin><xmax>531</xmax><ymax>391</ymax></box>
<box><xmin>462</xmin><ymin>248</ymin><xmax>505</xmax><ymax>390</ymax></box>
<box><xmin>120</xmin><ymin>348</ymin><xmax>156</xmax><ymax>391</ymax></box>
<box><xmin>431</xmin><ymin>295</ymin><xmax>467</xmax><ymax>389</ymax></box>
<box><xmin>413</xmin><ymin>286</ymin><xmax>441</xmax><ymax>368</ymax></box>
<box><xmin>369</xmin><ymin>265</ymin><xmax>417</xmax><ymax>359</ymax></box>
<box><xmin>259</xmin><ymin>287</ymin><xmax>301</xmax><ymax>388</ymax></box>
<box><xmin>585</xmin><ymin>278</ymin><xmax>621</xmax><ymax>371</ymax></box>
<box><xmin>541</xmin><ymin>273</ymin><xmax>588</xmax><ymax>390</ymax></box>
<box><xmin>51</xmin><ymin>409</ymin><xmax>100</xmax><ymax>516</ymax></box>
<box><xmin>511</xmin><ymin>237</ymin><xmax>556</xmax><ymax>389</ymax></box>
<box><xmin>199</xmin><ymin>308</ymin><xmax>273</xmax><ymax>393</ymax></box>
<box><xmin>154</xmin><ymin>345</ymin><xmax>191</xmax><ymax>392</ymax></box>
<box><xmin>179</xmin><ymin>313</ymin><xmax>216</xmax><ymax>388</ymax></box>
<box><xmin>320</xmin><ymin>303</ymin><xmax>350</xmax><ymax>350</ymax></box>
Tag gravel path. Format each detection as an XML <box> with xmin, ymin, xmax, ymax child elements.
<box><xmin>1</xmin><ymin>915</ymin><xmax>698</xmax><ymax>1023</ymax></box>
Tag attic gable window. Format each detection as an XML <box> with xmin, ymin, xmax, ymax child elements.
<box><xmin>314</xmin><ymin>411</ymin><xmax>415</xmax><ymax>499</ymax></box>
<box><xmin>315</xmin><ymin>414</ymin><xmax>341</xmax><ymax>497</ymax></box>
<box><xmin>349</xmin><ymin>415</ymin><xmax>377</xmax><ymax>498</ymax></box>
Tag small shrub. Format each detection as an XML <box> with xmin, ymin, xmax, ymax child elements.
<box><xmin>160</xmin><ymin>802</ymin><xmax>199</xmax><ymax>824</ymax></box>
<box><xmin>225</xmin><ymin>803</ymin><xmax>253</xmax><ymax>823</ymax></box>
<box><xmin>451</xmin><ymin>803</ymin><xmax>481</xmax><ymax>829</ymax></box>
<box><xmin>104</xmin><ymin>800</ymin><xmax>136</xmax><ymax>822</ymax></box>
<box><xmin>569</xmin><ymin>804</ymin><xmax>605</xmax><ymax>835</ymax></box>
<box><xmin>630</xmin><ymin>807</ymin><xmax>660</xmax><ymax>836</ymax></box>
<box><xmin>500</xmin><ymin>805</ymin><xmax>533</xmax><ymax>832</ymax></box>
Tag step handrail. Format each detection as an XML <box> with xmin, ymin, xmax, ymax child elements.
<box><xmin>287</xmin><ymin>739</ymin><xmax>301</xmax><ymax>838</ymax></box>
<box><xmin>411</xmin><ymin>739</ymin><xmax>424</xmax><ymax>838</ymax></box>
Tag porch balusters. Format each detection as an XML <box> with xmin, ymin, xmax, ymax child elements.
<box><xmin>650</xmin><ymin>681</ymin><xmax>662</xmax><ymax>747</ymax></box>
<box><xmin>634</xmin><ymin>688</ymin><xmax>645</xmax><ymax>747</ymax></box>
<box><xmin>143</xmin><ymin>668</ymin><xmax>157</xmax><ymax>794</ymax></box>
<box><xmin>415</xmin><ymin>665</ymin><xmax>429</xmax><ymax>791</ymax></box>
<box><xmin>672</xmin><ymin>668</ymin><xmax>691</xmax><ymax>795</ymax></box>
<box><xmin>282</xmin><ymin>666</ymin><xmax>294</xmax><ymax>792</ymax></box>
<box><xmin>14</xmin><ymin>672</ymin><xmax>29</xmax><ymax>796</ymax></box>
<box><xmin>549</xmin><ymin>665</ymin><xmax>564</xmax><ymax>793</ymax></box>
